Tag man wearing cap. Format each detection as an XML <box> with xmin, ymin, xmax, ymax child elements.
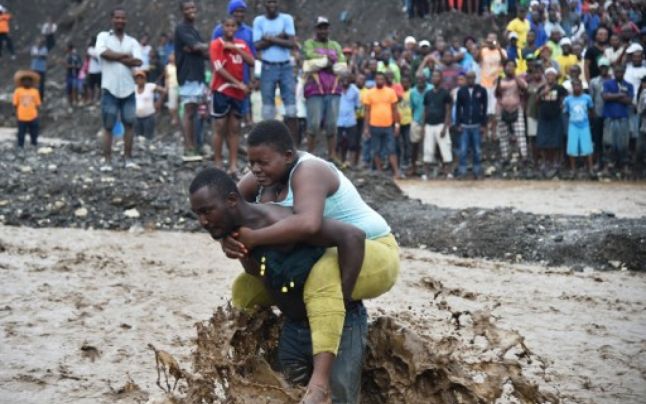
<box><xmin>557</xmin><ymin>38</ymin><xmax>577</xmax><ymax>82</ymax></box>
<box><xmin>506</xmin><ymin>32</ymin><xmax>521</xmax><ymax>63</ymax></box>
<box><xmin>253</xmin><ymin>0</ymin><xmax>299</xmax><ymax>142</ymax></box>
<box><xmin>95</xmin><ymin>6</ymin><xmax>143</xmax><ymax>171</ymax></box>
<box><xmin>212</xmin><ymin>0</ymin><xmax>256</xmax><ymax>124</ymax></box>
<box><xmin>404</xmin><ymin>36</ymin><xmax>417</xmax><ymax>52</ymax></box>
<box><xmin>506</xmin><ymin>7</ymin><xmax>531</xmax><ymax>49</ymax></box>
<box><xmin>302</xmin><ymin>16</ymin><xmax>345</xmax><ymax>160</ymax></box>
<box><xmin>623</xmin><ymin>43</ymin><xmax>646</xmax><ymax>144</ymax></box>
<box><xmin>588</xmin><ymin>57</ymin><xmax>611</xmax><ymax>168</ymax></box>
<box><xmin>411</xmin><ymin>40</ymin><xmax>431</xmax><ymax>80</ymax></box>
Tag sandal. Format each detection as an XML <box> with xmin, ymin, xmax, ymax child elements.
<box><xmin>299</xmin><ymin>384</ymin><xmax>331</xmax><ymax>404</ymax></box>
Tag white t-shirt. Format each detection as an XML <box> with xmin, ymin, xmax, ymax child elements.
<box><xmin>95</xmin><ymin>30</ymin><xmax>142</xmax><ymax>98</ymax></box>
<box><xmin>87</xmin><ymin>46</ymin><xmax>102</xmax><ymax>74</ymax></box>
<box><xmin>141</xmin><ymin>44</ymin><xmax>151</xmax><ymax>70</ymax></box>
<box><xmin>135</xmin><ymin>83</ymin><xmax>157</xmax><ymax>118</ymax></box>
<box><xmin>625</xmin><ymin>63</ymin><xmax>646</xmax><ymax>103</ymax></box>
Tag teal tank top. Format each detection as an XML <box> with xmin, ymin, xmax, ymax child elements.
<box><xmin>274</xmin><ymin>153</ymin><xmax>391</xmax><ymax>240</ymax></box>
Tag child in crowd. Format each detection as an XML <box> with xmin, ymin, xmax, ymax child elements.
<box><xmin>12</xmin><ymin>71</ymin><xmax>42</xmax><ymax>149</ymax></box>
<box><xmin>563</xmin><ymin>79</ymin><xmax>595</xmax><ymax>176</ymax></box>
<box><xmin>66</xmin><ymin>43</ymin><xmax>83</xmax><ymax>107</ymax></box>
<box><xmin>636</xmin><ymin>76</ymin><xmax>646</xmax><ymax>166</ymax></box>
<box><xmin>336</xmin><ymin>74</ymin><xmax>361</xmax><ymax>168</ymax></box>
<box><xmin>134</xmin><ymin>70</ymin><xmax>165</xmax><ymax>140</ymax></box>
<box><xmin>526</xmin><ymin>61</ymin><xmax>545</xmax><ymax>165</ymax></box>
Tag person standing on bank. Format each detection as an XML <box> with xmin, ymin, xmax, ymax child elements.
<box><xmin>175</xmin><ymin>0</ymin><xmax>209</xmax><ymax>162</ymax></box>
<box><xmin>95</xmin><ymin>6</ymin><xmax>143</xmax><ymax>171</ymax></box>
<box><xmin>253</xmin><ymin>0</ymin><xmax>299</xmax><ymax>144</ymax></box>
<box><xmin>303</xmin><ymin>16</ymin><xmax>346</xmax><ymax>161</ymax></box>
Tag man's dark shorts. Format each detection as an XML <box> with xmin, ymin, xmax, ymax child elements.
<box><xmin>211</xmin><ymin>91</ymin><xmax>243</xmax><ymax>119</ymax></box>
<box><xmin>101</xmin><ymin>90</ymin><xmax>136</xmax><ymax>131</ymax></box>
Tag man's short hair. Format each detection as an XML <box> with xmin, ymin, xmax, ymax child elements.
<box><xmin>179</xmin><ymin>0</ymin><xmax>195</xmax><ymax>10</ymax></box>
<box><xmin>112</xmin><ymin>6</ymin><xmax>126</xmax><ymax>16</ymax></box>
<box><xmin>248</xmin><ymin>120</ymin><xmax>295</xmax><ymax>153</ymax></box>
<box><xmin>189</xmin><ymin>168</ymin><xmax>240</xmax><ymax>198</ymax></box>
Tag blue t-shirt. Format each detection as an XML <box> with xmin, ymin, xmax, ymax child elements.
<box><xmin>410</xmin><ymin>84</ymin><xmax>433</xmax><ymax>124</ymax></box>
<box><xmin>530</xmin><ymin>21</ymin><xmax>548</xmax><ymax>48</ymax></box>
<box><xmin>252</xmin><ymin>13</ymin><xmax>295</xmax><ymax>63</ymax></box>
<box><xmin>212</xmin><ymin>23</ymin><xmax>256</xmax><ymax>83</ymax></box>
<box><xmin>337</xmin><ymin>84</ymin><xmax>360</xmax><ymax>128</ymax></box>
<box><xmin>564</xmin><ymin>94</ymin><xmax>593</xmax><ymax>127</ymax></box>
<box><xmin>602</xmin><ymin>79</ymin><xmax>633</xmax><ymax>119</ymax></box>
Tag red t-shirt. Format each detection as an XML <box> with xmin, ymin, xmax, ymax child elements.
<box><xmin>209</xmin><ymin>37</ymin><xmax>250</xmax><ymax>100</ymax></box>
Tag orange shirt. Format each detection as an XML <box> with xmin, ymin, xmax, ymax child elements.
<box><xmin>13</xmin><ymin>87</ymin><xmax>41</xmax><ymax>121</ymax></box>
<box><xmin>363</xmin><ymin>86</ymin><xmax>398</xmax><ymax>127</ymax></box>
<box><xmin>0</xmin><ymin>13</ymin><xmax>11</xmax><ymax>34</ymax></box>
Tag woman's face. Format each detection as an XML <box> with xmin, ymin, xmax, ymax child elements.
<box><xmin>247</xmin><ymin>144</ymin><xmax>295</xmax><ymax>187</ymax></box>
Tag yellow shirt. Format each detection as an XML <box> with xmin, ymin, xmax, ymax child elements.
<box><xmin>398</xmin><ymin>90</ymin><xmax>412</xmax><ymax>126</ymax></box>
<box><xmin>506</xmin><ymin>18</ymin><xmax>530</xmax><ymax>49</ymax></box>
<box><xmin>556</xmin><ymin>54</ymin><xmax>578</xmax><ymax>82</ymax></box>
<box><xmin>13</xmin><ymin>87</ymin><xmax>41</xmax><ymax>122</ymax></box>
<box><xmin>357</xmin><ymin>88</ymin><xmax>369</xmax><ymax>119</ymax></box>
<box><xmin>363</xmin><ymin>86</ymin><xmax>398</xmax><ymax>127</ymax></box>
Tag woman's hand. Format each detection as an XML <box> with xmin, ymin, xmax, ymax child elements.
<box><xmin>221</xmin><ymin>231</ymin><xmax>249</xmax><ymax>259</ymax></box>
<box><xmin>235</xmin><ymin>227</ymin><xmax>257</xmax><ymax>252</ymax></box>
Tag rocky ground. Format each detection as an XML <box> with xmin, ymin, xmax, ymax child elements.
<box><xmin>1</xmin><ymin>125</ymin><xmax>645</xmax><ymax>272</ymax></box>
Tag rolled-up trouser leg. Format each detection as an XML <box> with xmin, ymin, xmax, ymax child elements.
<box><xmin>231</xmin><ymin>272</ymin><xmax>274</xmax><ymax>310</ymax></box>
<box><xmin>303</xmin><ymin>234</ymin><xmax>400</xmax><ymax>355</ymax></box>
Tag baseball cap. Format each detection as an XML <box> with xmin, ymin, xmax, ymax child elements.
<box><xmin>545</xmin><ymin>67</ymin><xmax>558</xmax><ymax>76</ymax></box>
<box><xmin>598</xmin><ymin>57</ymin><xmax>611</xmax><ymax>67</ymax></box>
<box><xmin>626</xmin><ymin>42</ymin><xmax>644</xmax><ymax>54</ymax></box>
<box><xmin>404</xmin><ymin>36</ymin><xmax>417</xmax><ymax>45</ymax></box>
<box><xmin>316</xmin><ymin>16</ymin><xmax>329</xmax><ymax>27</ymax></box>
<box><xmin>419</xmin><ymin>40</ymin><xmax>431</xmax><ymax>48</ymax></box>
<box><xmin>342</xmin><ymin>47</ymin><xmax>353</xmax><ymax>54</ymax></box>
<box><xmin>559</xmin><ymin>38</ymin><xmax>572</xmax><ymax>46</ymax></box>
<box><xmin>134</xmin><ymin>70</ymin><xmax>147</xmax><ymax>78</ymax></box>
<box><xmin>508</xmin><ymin>32</ymin><xmax>519</xmax><ymax>40</ymax></box>
<box><xmin>529</xmin><ymin>0</ymin><xmax>539</xmax><ymax>6</ymax></box>
<box><xmin>227</xmin><ymin>0</ymin><xmax>247</xmax><ymax>15</ymax></box>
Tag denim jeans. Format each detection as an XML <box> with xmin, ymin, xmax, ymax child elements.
<box><xmin>260</xmin><ymin>62</ymin><xmax>296</xmax><ymax>119</ymax></box>
<box><xmin>17</xmin><ymin>119</ymin><xmax>39</xmax><ymax>148</ymax></box>
<box><xmin>278</xmin><ymin>302</ymin><xmax>368</xmax><ymax>404</ymax></box>
<box><xmin>396</xmin><ymin>124</ymin><xmax>411</xmax><ymax>167</ymax></box>
<box><xmin>458</xmin><ymin>126</ymin><xmax>482</xmax><ymax>176</ymax></box>
<box><xmin>605</xmin><ymin>118</ymin><xmax>630</xmax><ymax>167</ymax></box>
<box><xmin>306</xmin><ymin>95</ymin><xmax>340</xmax><ymax>138</ymax></box>
<box><xmin>369</xmin><ymin>126</ymin><xmax>396</xmax><ymax>160</ymax></box>
<box><xmin>0</xmin><ymin>33</ymin><xmax>15</xmax><ymax>57</ymax></box>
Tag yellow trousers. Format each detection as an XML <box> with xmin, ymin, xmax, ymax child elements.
<box><xmin>232</xmin><ymin>234</ymin><xmax>400</xmax><ymax>355</ymax></box>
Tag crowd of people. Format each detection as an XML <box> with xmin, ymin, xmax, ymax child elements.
<box><xmin>8</xmin><ymin>0</ymin><xmax>646</xmax><ymax>179</ymax></box>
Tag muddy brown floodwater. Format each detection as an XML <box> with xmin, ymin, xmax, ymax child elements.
<box><xmin>398</xmin><ymin>179</ymin><xmax>646</xmax><ymax>219</ymax></box>
<box><xmin>1</xmin><ymin>225</ymin><xmax>645</xmax><ymax>403</ymax></box>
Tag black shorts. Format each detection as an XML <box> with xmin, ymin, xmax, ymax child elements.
<box><xmin>211</xmin><ymin>91</ymin><xmax>243</xmax><ymax>119</ymax></box>
<box><xmin>87</xmin><ymin>73</ymin><xmax>101</xmax><ymax>89</ymax></box>
<box><xmin>337</xmin><ymin>125</ymin><xmax>360</xmax><ymax>151</ymax></box>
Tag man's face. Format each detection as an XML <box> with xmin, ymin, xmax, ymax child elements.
<box><xmin>233</xmin><ymin>8</ymin><xmax>246</xmax><ymax>24</ymax></box>
<box><xmin>224</xmin><ymin>19</ymin><xmax>237</xmax><ymax>37</ymax></box>
<box><xmin>466</xmin><ymin>72</ymin><xmax>476</xmax><ymax>86</ymax></box>
<box><xmin>527</xmin><ymin>31</ymin><xmax>536</xmax><ymax>44</ymax></box>
<box><xmin>486</xmin><ymin>34</ymin><xmax>497</xmax><ymax>48</ymax></box>
<box><xmin>375</xmin><ymin>74</ymin><xmax>386</xmax><ymax>88</ymax></box>
<box><xmin>112</xmin><ymin>10</ymin><xmax>127</xmax><ymax>31</ymax></box>
<box><xmin>416</xmin><ymin>75</ymin><xmax>426</xmax><ymax>89</ymax></box>
<box><xmin>615</xmin><ymin>67</ymin><xmax>625</xmax><ymax>81</ymax></box>
<box><xmin>596</xmin><ymin>28</ymin><xmax>609</xmax><ymax>44</ymax></box>
<box><xmin>632</xmin><ymin>51</ymin><xmax>643</xmax><ymax>66</ymax></box>
<box><xmin>356</xmin><ymin>74</ymin><xmax>365</xmax><ymax>88</ymax></box>
<box><xmin>316</xmin><ymin>25</ymin><xmax>329</xmax><ymax>41</ymax></box>
<box><xmin>519</xmin><ymin>8</ymin><xmax>527</xmax><ymax>19</ymax></box>
<box><xmin>182</xmin><ymin>2</ymin><xmax>197</xmax><ymax>22</ymax></box>
<box><xmin>401</xmin><ymin>77</ymin><xmax>411</xmax><ymax>90</ymax></box>
<box><xmin>190</xmin><ymin>187</ymin><xmax>238</xmax><ymax>241</ymax></box>
<box><xmin>265</xmin><ymin>0</ymin><xmax>278</xmax><ymax>15</ymax></box>
<box><xmin>431</xmin><ymin>71</ymin><xmax>442</xmax><ymax>86</ymax></box>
